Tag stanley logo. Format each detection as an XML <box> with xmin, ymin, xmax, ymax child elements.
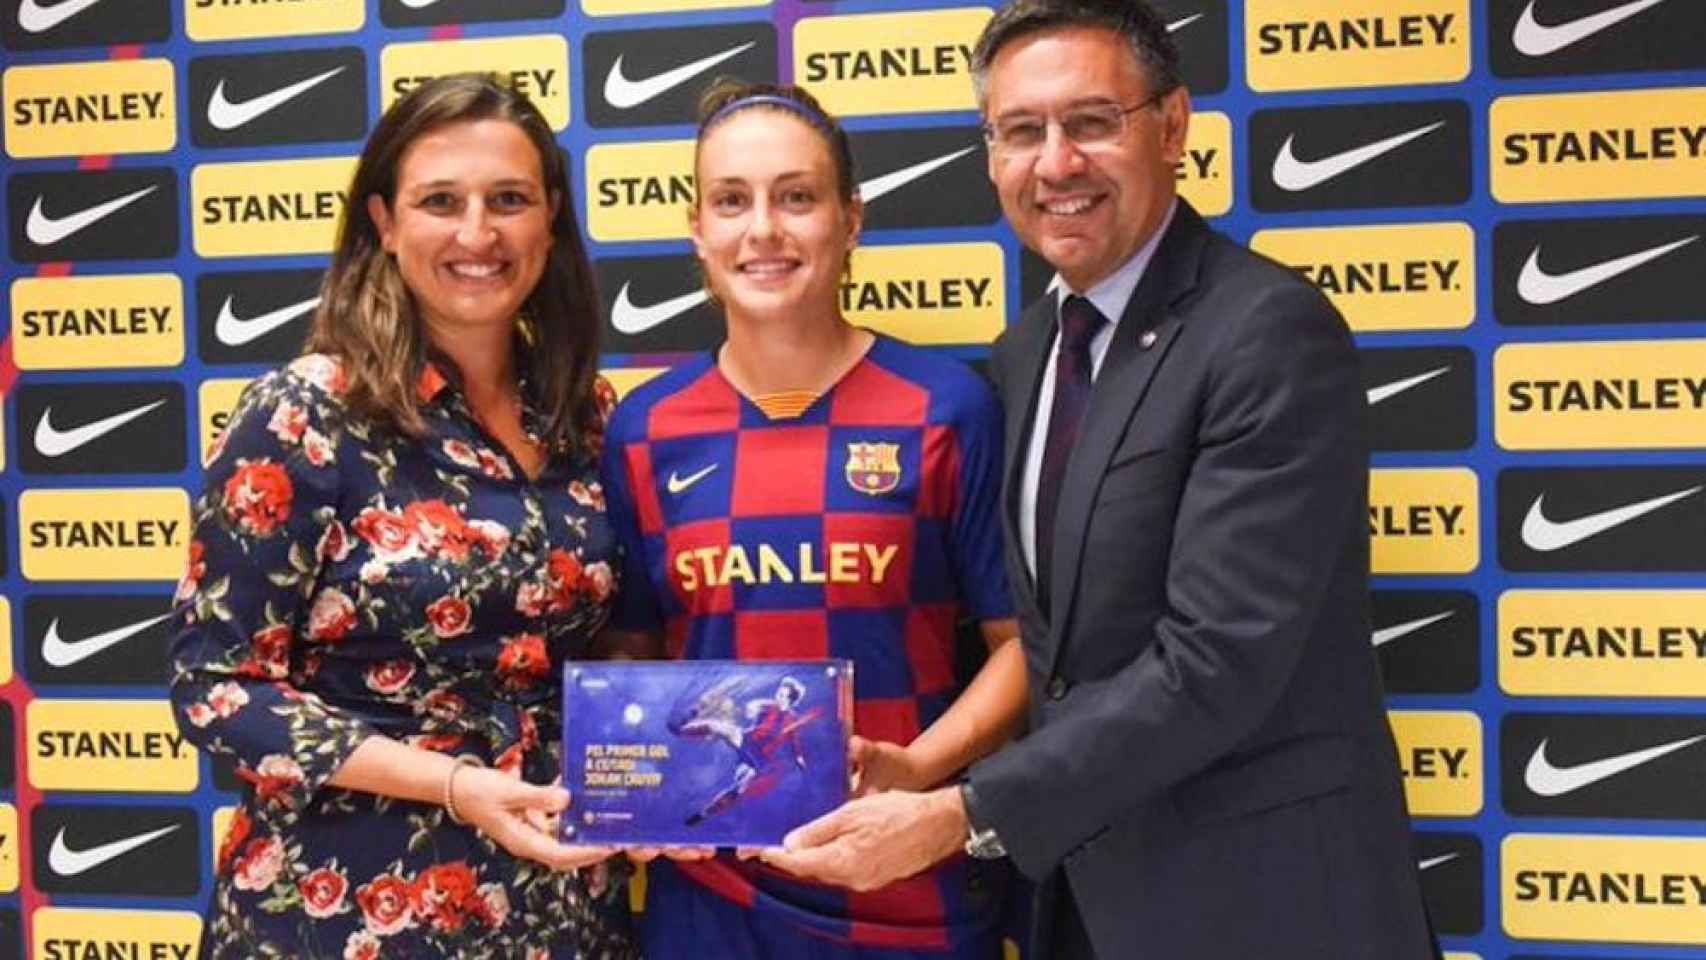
<box><xmin>1252</xmin><ymin>222</ymin><xmax>1473</xmax><ymax>332</ymax></box>
<box><xmin>1490</xmin><ymin>0</ymin><xmax>1706</xmax><ymax>78</ymax></box>
<box><xmin>189</xmin><ymin>47</ymin><xmax>367</xmax><ymax>149</ymax></box>
<box><xmin>1492</xmin><ymin>88</ymin><xmax>1706</xmax><ymax>203</ymax></box>
<box><xmin>2</xmin><ymin>0</ymin><xmax>169</xmax><ymax>51</ymax></box>
<box><xmin>1359</xmin><ymin>346</ymin><xmax>1475</xmax><ymax>452</ymax></box>
<box><xmin>1493</xmin><ymin>213</ymin><xmax>1706</xmax><ymax>327</ymax></box>
<box><xmin>1497</xmin><ymin>339</ymin><xmax>1706</xmax><ymax>450</ymax></box>
<box><xmin>1503</xmin><ymin>711</ymin><xmax>1706</xmax><ymax>820</ymax></box>
<box><xmin>584</xmin><ymin>22</ymin><xmax>776</xmax><ymax>128</ymax></box>
<box><xmin>31</xmin><ymin>803</ymin><xmax>198</xmax><ymax>896</ymax></box>
<box><xmin>1390</xmin><ymin>709</ymin><xmax>1482</xmax><ymax>817</ymax></box>
<box><xmin>15</xmin><ymin>380</ymin><xmax>186</xmax><ymax>474</ymax></box>
<box><xmin>1415</xmin><ymin>831</ymin><xmax>1483</xmax><ymax>935</ymax></box>
<box><xmin>1369</xmin><ymin>468</ymin><xmax>1478</xmax><ymax>575</ymax></box>
<box><xmin>192</xmin><ymin>156</ymin><xmax>356</xmax><ymax>258</ymax></box>
<box><xmin>4</xmin><ymin>58</ymin><xmax>175</xmax><ymax>159</ymax></box>
<box><xmin>24</xmin><ymin>593</ymin><xmax>175</xmax><ymax>686</ymax></box>
<box><xmin>10</xmin><ymin>273</ymin><xmax>184</xmax><ymax>371</ymax></box>
<box><xmin>1504</xmin><ymin>833</ymin><xmax>1706</xmax><ymax>945</ymax></box>
<box><xmin>19</xmin><ymin>487</ymin><xmax>189</xmax><ymax>582</ymax></box>
<box><xmin>596</xmin><ymin>255</ymin><xmax>719</xmax><ymax>353</ymax></box>
<box><xmin>1498</xmin><ymin>466</ymin><xmax>1706</xmax><ymax>572</ymax></box>
<box><xmin>794</xmin><ymin>8</ymin><xmax>990</xmax><ymax>117</ymax></box>
<box><xmin>1373</xmin><ymin>589</ymin><xmax>1479</xmax><ymax>695</ymax></box>
<box><xmin>1250</xmin><ymin>99</ymin><xmax>1470</xmax><ymax>212</ymax></box>
<box><xmin>186</xmin><ymin>0</ymin><xmax>362</xmax><ymax>42</ymax></box>
<box><xmin>1500</xmin><ymin>589</ymin><xmax>1706</xmax><ymax>698</ymax></box>
<box><xmin>27</xmin><ymin>700</ymin><xmax>197</xmax><ymax>793</ymax></box>
<box><xmin>1154</xmin><ymin>0</ymin><xmax>1229</xmax><ymax>94</ymax></box>
<box><xmin>585</xmin><ymin>139</ymin><xmax>694</xmax><ymax>242</ymax></box>
<box><xmin>841</xmin><ymin>243</ymin><xmax>1004</xmax><ymax>346</ymax></box>
<box><xmin>200</xmin><ymin>378</ymin><xmax>253</xmax><ymax>466</ymax></box>
<box><xmin>1177</xmin><ymin>111</ymin><xmax>1232</xmax><ymax>217</ymax></box>
<box><xmin>381</xmin><ymin>0</ymin><xmax>563</xmax><ymax>26</ymax></box>
<box><xmin>383</xmin><ymin>35</ymin><xmax>569</xmax><ymax>131</ymax></box>
<box><xmin>8</xmin><ymin>167</ymin><xmax>177</xmax><ymax>262</ymax></box>
<box><xmin>197</xmin><ymin>268</ymin><xmax>324</xmax><ymax>365</ymax></box>
<box><xmin>1246</xmin><ymin>0</ymin><xmax>1469</xmax><ymax>92</ymax></box>
<box><xmin>849</xmin><ymin>126</ymin><xmax>998</xmax><ymax>231</ymax></box>
<box><xmin>34</xmin><ymin>908</ymin><xmax>201</xmax><ymax>960</ymax></box>
<box><xmin>584</xmin><ymin>0</ymin><xmax>766</xmax><ymax>15</ymax></box>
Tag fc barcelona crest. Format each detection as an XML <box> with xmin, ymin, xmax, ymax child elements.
<box><xmin>845</xmin><ymin>442</ymin><xmax>902</xmax><ymax>496</ymax></box>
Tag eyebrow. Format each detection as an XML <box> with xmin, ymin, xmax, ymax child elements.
<box><xmin>991</xmin><ymin>95</ymin><xmax>1125</xmax><ymax>120</ymax></box>
<box><xmin>402</xmin><ymin>177</ymin><xmax>542</xmax><ymax>192</ymax></box>
<box><xmin>703</xmin><ymin>170</ymin><xmax>819</xmax><ymax>186</ymax></box>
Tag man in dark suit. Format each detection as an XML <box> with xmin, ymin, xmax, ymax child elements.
<box><xmin>768</xmin><ymin>2</ymin><xmax>1437</xmax><ymax>957</ymax></box>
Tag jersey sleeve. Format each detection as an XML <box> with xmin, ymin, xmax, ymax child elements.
<box><xmin>949</xmin><ymin>375</ymin><xmax>1013</xmax><ymax>621</ymax></box>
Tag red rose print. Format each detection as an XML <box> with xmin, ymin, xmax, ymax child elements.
<box><xmin>409</xmin><ymin>861</ymin><xmax>479</xmax><ymax>933</ymax></box>
<box><xmin>185</xmin><ymin>702</ymin><xmax>216</xmax><ymax>728</ymax></box>
<box><xmin>404</xmin><ymin>500</ymin><xmax>477</xmax><ymax>563</ymax></box>
<box><xmin>298</xmin><ymin>862</ymin><xmax>350</xmax><ymax>918</ymax></box>
<box><xmin>239</xmin><ymin>754</ymin><xmax>307</xmax><ymax>808</ymax></box>
<box><xmin>364</xmin><ymin>659</ymin><xmax>415</xmax><ymax>696</ymax></box>
<box><xmin>318</xmin><ymin>520</ymin><xmax>353</xmax><ymax>563</ymax></box>
<box><xmin>468</xmin><ymin>519</ymin><xmax>510</xmax><ymax>558</ymax></box>
<box><xmin>513</xmin><ymin>580</ymin><xmax>548</xmax><ymax>618</ymax></box>
<box><xmin>174</xmin><ymin>539</ymin><xmax>206</xmax><ymax>603</ymax></box>
<box><xmin>303</xmin><ymin>428</ymin><xmax>335</xmax><ymax>467</ymax></box>
<box><xmin>232</xmin><ymin>834</ymin><xmax>284</xmax><ymax>891</ymax></box>
<box><xmin>343</xmin><ymin>930</ymin><xmax>381</xmax><ymax>960</ymax></box>
<box><xmin>567</xmin><ymin>480</ymin><xmax>606</xmax><ymax>511</ymax></box>
<box><xmin>239</xmin><ymin>623</ymin><xmax>291</xmax><ymax>679</ymax></box>
<box><xmin>351</xmin><ymin>506</ymin><xmax>419</xmax><ymax>564</ymax></box>
<box><xmin>424</xmin><ymin>595</ymin><xmax>472</xmax><ymax>639</ymax></box>
<box><xmin>546</xmin><ymin>549</ymin><xmax>583</xmax><ymax>611</ymax></box>
<box><xmin>496</xmin><ymin>633</ymin><xmax>548</xmax><ymax>690</ymax></box>
<box><xmin>208</xmin><ymin>681</ymin><xmax>250</xmax><ymax>719</ymax></box>
<box><xmin>223</xmin><ymin>459</ymin><xmax>293</xmax><ymax>537</ymax></box>
<box><xmin>474</xmin><ymin>882</ymin><xmax>510</xmax><ymax>927</ymax></box>
<box><xmin>580</xmin><ymin>561</ymin><xmax>614</xmax><ymax>604</ymax></box>
<box><xmin>307</xmin><ymin>588</ymin><xmax>357</xmax><ymax>642</ymax></box>
<box><xmin>442</xmin><ymin>439</ymin><xmax>480</xmax><ymax>469</ymax></box>
<box><xmin>407</xmin><ymin>732</ymin><xmax>465</xmax><ymax>753</ymax></box>
<box><xmin>217</xmin><ymin>806</ymin><xmax>251</xmax><ymax>873</ymax></box>
<box><xmin>267</xmin><ymin>401</ymin><xmax>308</xmax><ymax>444</ymax></box>
<box><xmin>355</xmin><ymin>872</ymin><xmax>414</xmax><ymax>936</ymax></box>
<box><xmin>290</xmin><ymin>354</ymin><xmax>347</xmax><ymax>395</ymax></box>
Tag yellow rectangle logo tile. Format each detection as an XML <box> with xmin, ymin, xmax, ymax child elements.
<box><xmin>1504</xmin><ymin>833</ymin><xmax>1706</xmax><ymax>945</ymax></box>
<box><xmin>5</xmin><ymin>59</ymin><xmax>175</xmax><ymax>159</ymax></box>
<box><xmin>20</xmin><ymin>487</ymin><xmax>190</xmax><ymax>582</ymax></box>
<box><xmin>33</xmin><ymin>908</ymin><xmax>202</xmax><ymax>959</ymax></box>
<box><xmin>199</xmin><ymin>377</ymin><xmax>254</xmax><ymax>466</ymax></box>
<box><xmin>1246</xmin><ymin>1</ymin><xmax>1470</xmax><ymax>92</ymax></box>
<box><xmin>382</xmin><ymin>36</ymin><xmax>570</xmax><ymax>131</ymax></box>
<box><xmin>795</xmin><ymin>9</ymin><xmax>990</xmax><ymax>117</ymax></box>
<box><xmin>27</xmin><ymin>699</ymin><xmax>198</xmax><ymax>792</ymax></box>
<box><xmin>1251</xmin><ymin>222</ymin><xmax>1474</xmax><ymax>332</ymax></box>
<box><xmin>1500</xmin><ymin>590</ymin><xmax>1706</xmax><ymax>697</ymax></box>
<box><xmin>1492</xmin><ymin>88</ymin><xmax>1706</xmax><ymax>203</ymax></box>
<box><xmin>1178</xmin><ymin>111</ymin><xmax>1232</xmax><ymax>217</ymax></box>
<box><xmin>11</xmin><ymin>274</ymin><xmax>184</xmax><ymax>371</ymax></box>
<box><xmin>1496</xmin><ymin>339</ymin><xmax>1706</xmax><ymax>450</ymax></box>
<box><xmin>842</xmin><ymin>243</ymin><xmax>1004</xmax><ymax>346</ymax></box>
<box><xmin>1369</xmin><ymin>467</ymin><xmax>1478</xmax><ymax>574</ymax></box>
<box><xmin>1390</xmin><ymin>709</ymin><xmax>1482</xmax><ymax>816</ymax></box>
<box><xmin>186</xmin><ymin>0</ymin><xmax>363</xmax><ymax>41</ymax></box>
<box><xmin>192</xmin><ymin>156</ymin><xmax>357</xmax><ymax>258</ymax></box>
<box><xmin>585</xmin><ymin>139</ymin><xmax>695</xmax><ymax>242</ymax></box>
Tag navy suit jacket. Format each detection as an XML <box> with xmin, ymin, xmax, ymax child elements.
<box><xmin>967</xmin><ymin>202</ymin><xmax>1435</xmax><ymax>959</ymax></box>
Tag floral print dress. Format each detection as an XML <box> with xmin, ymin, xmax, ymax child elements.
<box><xmin>170</xmin><ymin>354</ymin><xmax>638</xmax><ymax>960</ymax></box>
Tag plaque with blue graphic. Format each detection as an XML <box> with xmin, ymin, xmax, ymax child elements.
<box><xmin>561</xmin><ymin>659</ymin><xmax>853</xmax><ymax>847</ymax></box>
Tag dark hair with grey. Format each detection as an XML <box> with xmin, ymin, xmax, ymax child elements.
<box><xmin>970</xmin><ymin>0</ymin><xmax>1183</xmax><ymax>106</ymax></box>
<box><xmin>693</xmin><ymin>77</ymin><xmax>858</xmax><ymax>204</ymax></box>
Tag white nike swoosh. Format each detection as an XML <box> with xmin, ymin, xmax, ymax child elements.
<box><xmin>611</xmin><ymin>283</ymin><xmax>710</xmax><ymax>336</ymax></box>
<box><xmin>1372</xmin><ymin>610</ymin><xmax>1455</xmax><ymax>648</ymax></box>
<box><xmin>1271</xmin><ymin>122</ymin><xmax>1445</xmax><ymax>193</ymax></box>
<box><xmin>35</xmin><ymin>400</ymin><xmax>168</xmax><ymax>458</ymax></box>
<box><xmin>49</xmin><ymin>824</ymin><xmax>181</xmax><ymax>877</ymax></box>
<box><xmin>25</xmin><ymin>186</ymin><xmax>159</xmax><ymax>247</ymax></box>
<box><xmin>1367</xmin><ymin>366</ymin><xmax>1451</xmax><ymax>406</ymax></box>
<box><xmin>1525</xmin><ymin>734</ymin><xmax>1705</xmax><ymax>797</ymax></box>
<box><xmin>42</xmin><ymin>612</ymin><xmax>172</xmax><ymax>668</ymax></box>
<box><xmin>1167</xmin><ymin>13</ymin><xmax>1204</xmax><ymax>32</ymax></box>
<box><xmin>1513</xmin><ymin>0</ymin><xmax>1671</xmax><ymax>57</ymax></box>
<box><xmin>1517</xmin><ymin>235</ymin><xmax>1699</xmax><ymax>306</ymax></box>
<box><xmin>398</xmin><ymin>0</ymin><xmax>445</xmax><ymax>7</ymax></box>
<box><xmin>216</xmin><ymin>295</ymin><xmax>320</xmax><ymax>347</ymax></box>
<box><xmin>605</xmin><ymin>42</ymin><xmax>757</xmax><ymax>110</ymax></box>
<box><xmin>208</xmin><ymin>66</ymin><xmax>346</xmax><ymax>131</ymax></box>
<box><xmin>858</xmin><ymin>146</ymin><xmax>979</xmax><ymax>203</ymax></box>
<box><xmin>1418</xmin><ymin>853</ymin><xmax>1460</xmax><ymax>871</ymax></box>
<box><xmin>18</xmin><ymin>0</ymin><xmax>104</xmax><ymax>33</ymax></box>
<box><xmin>667</xmin><ymin>463</ymin><xmax>718</xmax><ymax>494</ymax></box>
<box><xmin>1521</xmin><ymin>486</ymin><xmax>1702</xmax><ymax>552</ymax></box>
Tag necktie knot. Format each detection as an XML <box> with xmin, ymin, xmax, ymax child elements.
<box><xmin>1059</xmin><ymin>296</ymin><xmax>1104</xmax><ymax>354</ymax></box>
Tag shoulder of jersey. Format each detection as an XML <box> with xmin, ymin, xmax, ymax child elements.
<box><xmin>866</xmin><ymin>335</ymin><xmax>998</xmax><ymax>411</ymax></box>
<box><xmin>606</xmin><ymin>355</ymin><xmax>719</xmax><ymax>435</ymax></box>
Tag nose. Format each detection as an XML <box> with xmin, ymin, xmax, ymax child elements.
<box><xmin>455</xmin><ymin>200</ymin><xmax>498</xmax><ymax>249</ymax></box>
<box><xmin>1032</xmin><ymin>121</ymin><xmax>1087</xmax><ymax>182</ymax></box>
<box><xmin>747</xmin><ymin>196</ymin><xmax>778</xmax><ymax>243</ymax></box>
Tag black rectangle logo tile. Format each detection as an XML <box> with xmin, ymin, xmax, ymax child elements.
<box><xmin>1415</xmin><ymin>831</ymin><xmax>1482</xmax><ymax>935</ymax></box>
<box><xmin>1498</xmin><ymin>466</ymin><xmax>1706</xmax><ymax>571</ymax></box>
<box><xmin>851</xmin><ymin>126</ymin><xmax>998</xmax><ymax>231</ymax></box>
<box><xmin>14</xmin><ymin>380</ymin><xmax>186</xmax><ymax>474</ymax></box>
<box><xmin>24</xmin><ymin>593</ymin><xmax>175</xmax><ymax>685</ymax></box>
<box><xmin>1489</xmin><ymin>0</ymin><xmax>1706</xmax><ymax>77</ymax></box>
<box><xmin>1249</xmin><ymin>100</ymin><xmax>1471</xmax><ymax>211</ymax></box>
<box><xmin>1151</xmin><ymin>0</ymin><xmax>1228</xmax><ymax>94</ymax></box>
<box><xmin>2</xmin><ymin>0</ymin><xmax>169</xmax><ymax>51</ymax></box>
<box><xmin>597</xmin><ymin>254</ymin><xmax>721</xmax><ymax>354</ymax></box>
<box><xmin>8</xmin><ymin>168</ymin><xmax>178</xmax><ymax>263</ymax></box>
<box><xmin>1493</xmin><ymin>213</ymin><xmax>1706</xmax><ymax>326</ymax></box>
<box><xmin>1361</xmin><ymin>346</ymin><xmax>1475</xmax><ymax>451</ymax></box>
<box><xmin>378</xmin><ymin>0</ymin><xmax>563</xmax><ymax>27</ymax></box>
<box><xmin>32</xmin><ymin>803</ymin><xmax>198</xmax><ymax>896</ymax></box>
<box><xmin>197</xmin><ymin>268</ymin><xmax>324</xmax><ymax>365</ymax></box>
<box><xmin>1374</xmin><ymin>589</ymin><xmax>1479</xmax><ymax>694</ymax></box>
<box><xmin>1503</xmin><ymin>711</ymin><xmax>1706</xmax><ymax>819</ymax></box>
<box><xmin>189</xmin><ymin>47</ymin><xmax>368</xmax><ymax>149</ymax></box>
<box><xmin>584</xmin><ymin>22</ymin><xmax>776</xmax><ymax>128</ymax></box>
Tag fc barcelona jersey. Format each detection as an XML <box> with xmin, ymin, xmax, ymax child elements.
<box><xmin>601</xmin><ymin>335</ymin><xmax>1011</xmax><ymax>948</ymax></box>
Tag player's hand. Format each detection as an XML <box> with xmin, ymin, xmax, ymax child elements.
<box><xmin>848</xmin><ymin>735</ymin><xmax>928</xmax><ymax>796</ymax></box>
<box><xmin>450</xmin><ymin>767</ymin><xmax>613</xmax><ymax>871</ymax></box>
<box><xmin>760</xmin><ymin>787</ymin><xmax>966</xmax><ymax>892</ymax></box>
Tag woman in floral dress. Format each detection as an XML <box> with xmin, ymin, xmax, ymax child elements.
<box><xmin>169</xmin><ymin>74</ymin><xmax>636</xmax><ymax>959</ymax></box>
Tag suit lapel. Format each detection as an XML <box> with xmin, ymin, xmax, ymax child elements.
<box><xmin>1001</xmin><ymin>296</ymin><xmax>1056</xmax><ymax>571</ymax></box>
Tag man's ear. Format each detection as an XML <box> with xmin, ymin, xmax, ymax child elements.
<box><xmin>1158</xmin><ymin>87</ymin><xmax>1192</xmax><ymax>167</ymax></box>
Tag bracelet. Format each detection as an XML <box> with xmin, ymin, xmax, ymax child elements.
<box><xmin>442</xmin><ymin>755</ymin><xmax>482</xmax><ymax>825</ymax></box>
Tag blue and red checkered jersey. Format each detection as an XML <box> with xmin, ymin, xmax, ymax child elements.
<box><xmin>601</xmin><ymin>335</ymin><xmax>1011</xmax><ymax>949</ymax></box>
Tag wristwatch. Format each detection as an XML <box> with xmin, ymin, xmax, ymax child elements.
<box><xmin>959</xmin><ymin>782</ymin><xmax>1007</xmax><ymax>860</ymax></box>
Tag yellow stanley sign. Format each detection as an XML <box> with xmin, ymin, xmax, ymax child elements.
<box><xmin>1492</xmin><ymin>88</ymin><xmax>1706</xmax><ymax>203</ymax></box>
<box><xmin>34</xmin><ymin>908</ymin><xmax>202</xmax><ymax>960</ymax></box>
<box><xmin>1245</xmin><ymin>0</ymin><xmax>1469</xmax><ymax>92</ymax></box>
<box><xmin>186</xmin><ymin>0</ymin><xmax>363</xmax><ymax>41</ymax></box>
<box><xmin>1251</xmin><ymin>222</ymin><xmax>1473</xmax><ymax>332</ymax></box>
<box><xmin>1178</xmin><ymin>112</ymin><xmax>1232</xmax><ymax>217</ymax></box>
<box><xmin>383</xmin><ymin>36</ymin><xmax>570</xmax><ymax>130</ymax></box>
<box><xmin>841</xmin><ymin>243</ymin><xmax>1004</xmax><ymax>346</ymax></box>
<box><xmin>795</xmin><ymin>9</ymin><xmax>990</xmax><ymax>117</ymax></box>
<box><xmin>1368</xmin><ymin>468</ymin><xmax>1477</xmax><ymax>574</ymax></box>
<box><xmin>1389</xmin><ymin>709</ymin><xmax>1481</xmax><ymax>817</ymax></box>
<box><xmin>200</xmin><ymin>378</ymin><xmax>255</xmax><ymax>467</ymax></box>
<box><xmin>1505</xmin><ymin>833</ymin><xmax>1706</xmax><ymax>945</ymax></box>
<box><xmin>1500</xmin><ymin>590</ymin><xmax>1706</xmax><ymax>698</ymax></box>
<box><xmin>585</xmin><ymin>139</ymin><xmax>695</xmax><ymax>242</ymax></box>
<box><xmin>1496</xmin><ymin>339</ymin><xmax>1706</xmax><ymax>450</ymax></box>
<box><xmin>0</xmin><ymin>804</ymin><xmax>15</xmax><ymax>894</ymax></box>
<box><xmin>193</xmin><ymin>156</ymin><xmax>356</xmax><ymax>258</ymax></box>
<box><xmin>28</xmin><ymin>699</ymin><xmax>198</xmax><ymax>792</ymax></box>
<box><xmin>20</xmin><ymin>488</ymin><xmax>190</xmax><ymax>582</ymax></box>
<box><xmin>4</xmin><ymin>59</ymin><xmax>175</xmax><ymax>159</ymax></box>
<box><xmin>10</xmin><ymin>274</ymin><xmax>184</xmax><ymax>371</ymax></box>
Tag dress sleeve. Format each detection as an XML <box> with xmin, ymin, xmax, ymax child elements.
<box><xmin>598</xmin><ymin>398</ymin><xmax>664</xmax><ymax>633</ymax></box>
<box><xmin>168</xmin><ymin>363</ymin><xmax>375</xmax><ymax>812</ymax></box>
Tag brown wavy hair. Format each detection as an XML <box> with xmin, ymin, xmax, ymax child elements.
<box><xmin>305</xmin><ymin>72</ymin><xmax>602</xmax><ymax>454</ymax></box>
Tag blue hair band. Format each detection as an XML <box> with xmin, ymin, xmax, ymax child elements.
<box><xmin>702</xmin><ymin>93</ymin><xmax>832</xmax><ymax>134</ymax></box>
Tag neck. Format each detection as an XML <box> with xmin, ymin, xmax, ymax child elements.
<box><xmin>425</xmin><ymin>321</ymin><xmax>516</xmax><ymax>405</ymax></box>
<box><xmin>719</xmin><ymin>308</ymin><xmax>869</xmax><ymax>397</ymax></box>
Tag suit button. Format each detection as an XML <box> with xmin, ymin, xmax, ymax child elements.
<box><xmin>1046</xmin><ymin>676</ymin><xmax>1068</xmax><ymax>700</ymax></box>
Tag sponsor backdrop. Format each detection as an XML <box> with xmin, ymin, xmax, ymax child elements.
<box><xmin>1</xmin><ymin>0</ymin><xmax>1704</xmax><ymax>956</ymax></box>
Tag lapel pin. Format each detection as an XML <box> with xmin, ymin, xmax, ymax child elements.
<box><xmin>1138</xmin><ymin>330</ymin><xmax>1158</xmax><ymax>350</ymax></box>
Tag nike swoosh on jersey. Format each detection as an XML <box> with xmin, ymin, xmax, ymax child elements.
<box><xmin>18</xmin><ymin>0</ymin><xmax>104</xmax><ymax>33</ymax></box>
<box><xmin>1366</xmin><ymin>366</ymin><xmax>1451</xmax><ymax>406</ymax></box>
<box><xmin>1418</xmin><ymin>853</ymin><xmax>1460</xmax><ymax>871</ymax></box>
<box><xmin>42</xmin><ymin>612</ymin><xmax>172</xmax><ymax>668</ymax></box>
<box><xmin>1271</xmin><ymin>122</ymin><xmax>1445</xmax><ymax>193</ymax></box>
<box><xmin>34</xmin><ymin>399</ymin><xmax>168</xmax><ymax>458</ymax></box>
<box><xmin>667</xmin><ymin>464</ymin><xmax>718</xmax><ymax>494</ymax></box>
<box><xmin>207</xmin><ymin>66</ymin><xmax>346</xmax><ymax>131</ymax></box>
<box><xmin>1371</xmin><ymin>610</ymin><xmax>1455</xmax><ymax>648</ymax></box>
<box><xmin>1167</xmin><ymin>13</ymin><xmax>1204</xmax><ymax>32</ymax></box>
<box><xmin>1524</xmin><ymin>733</ymin><xmax>1706</xmax><ymax>797</ymax></box>
<box><xmin>1516</xmin><ymin>235</ymin><xmax>1699</xmax><ymax>306</ymax></box>
<box><xmin>1513</xmin><ymin>0</ymin><xmax>1671</xmax><ymax>58</ymax></box>
<box><xmin>858</xmin><ymin>146</ymin><xmax>979</xmax><ymax>203</ymax></box>
<box><xmin>25</xmin><ymin>185</ymin><xmax>159</xmax><ymax>247</ymax></box>
<box><xmin>605</xmin><ymin>42</ymin><xmax>757</xmax><ymax>110</ymax></box>
<box><xmin>611</xmin><ymin>283</ymin><xmax>711</xmax><ymax>335</ymax></box>
<box><xmin>216</xmin><ymin>295</ymin><xmax>321</xmax><ymax>347</ymax></box>
<box><xmin>1520</xmin><ymin>486</ymin><xmax>1702</xmax><ymax>553</ymax></box>
<box><xmin>49</xmin><ymin>824</ymin><xmax>181</xmax><ymax>877</ymax></box>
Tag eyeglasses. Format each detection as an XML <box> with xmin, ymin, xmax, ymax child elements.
<box><xmin>981</xmin><ymin>90</ymin><xmax>1171</xmax><ymax>158</ymax></box>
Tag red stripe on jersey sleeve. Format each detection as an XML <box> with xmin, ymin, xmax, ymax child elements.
<box><xmin>903</xmin><ymin>604</ymin><xmax>957</xmax><ymax>695</ymax></box>
<box><xmin>853</xmin><ymin>697</ymin><xmax>920</xmax><ymax>748</ymax></box>
<box><xmin>733</xmin><ymin>610</ymin><xmax>830</xmax><ymax>660</ymax></box>
<box><xmin>625</xmin><ymin>442</ymin><xmax>665</xmax><ymax>535</ymax></box>
<box><xmin>847</xmin><ymin>873</ymin><xmax>951</xmax><ymax>935</ymax></box>
<box><xmin>822</xmin><ymin>512</ymin><xmax>915</xmax><ymax>609</ymax></box>
<box><xmin>649</xmin><ymin>368</ymin><xmax>740</xmax><ymax>440</ymax></box>
<box><xmin>830</xmin><ymin>361</ymin><xmax>928</xmax><ymax>426</ymax></box>
<box><xmin>731</xmin><ymin>426</ymin><xmax>829</xmax><ymax>517</ymax></box>
<box><xmin>916</xmin><ymin>424</ymin><xmax>960</xmax><ymax>520</ymax></box>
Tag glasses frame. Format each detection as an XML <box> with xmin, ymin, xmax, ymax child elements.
<box><xmin>980</xmin><ymin>87</ymin><xmax>1175</xmax><ymax>158</ymax></box>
